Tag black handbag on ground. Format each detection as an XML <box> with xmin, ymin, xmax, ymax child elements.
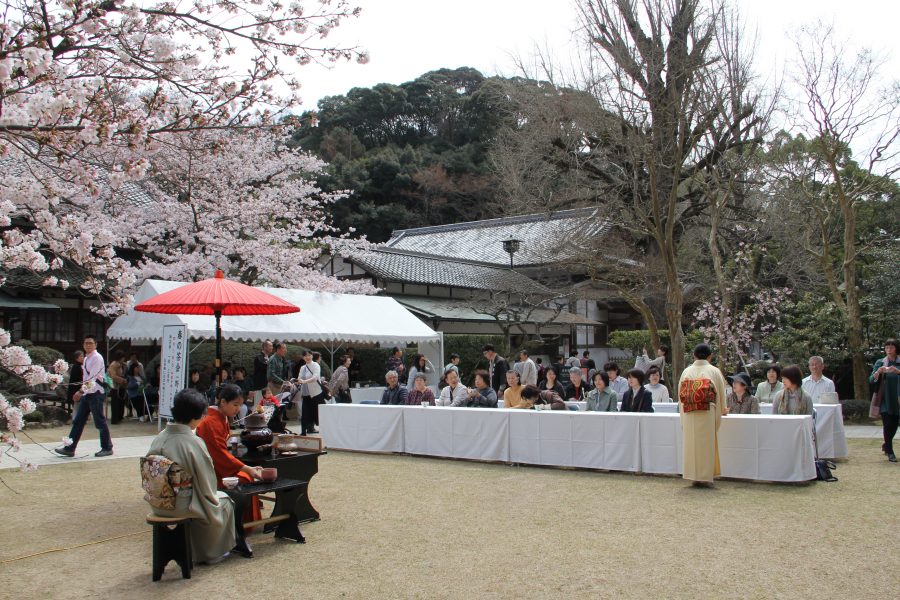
<box><xmin>815</xmin><ymin>459</ymin><xmax>837</xmax><ymax>482</ymax></box>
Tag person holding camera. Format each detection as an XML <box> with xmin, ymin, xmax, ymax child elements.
<box><xmin>55</xmin><ymin>335</ymin><xmax>113</xmax><ymax>458</ymax></box>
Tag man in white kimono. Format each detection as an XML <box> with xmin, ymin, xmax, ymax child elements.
<box><xmin>678</xmin><ymin>344</ymin><xmax>728</xmax><ymax>487</ymax></box>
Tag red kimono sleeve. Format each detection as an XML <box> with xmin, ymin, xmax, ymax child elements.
<box><xmin>195</xmin><ymin>412</ymin><xmax>246</xmax><ymax>484</ymax></box>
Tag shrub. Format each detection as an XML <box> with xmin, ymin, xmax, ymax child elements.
<box><xmin>23</xmin><ymin>410</ymin><xmax>44</xmax><ymax>423</ymax></box>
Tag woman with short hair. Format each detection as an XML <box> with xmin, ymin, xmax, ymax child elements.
<box><xmin>453</xmin><ymin>370</ymin><xmax>497</xmax><ymax>408</ymax></box>
<box><xmin>406</xmin><ymin>373</ymin><xmax>436</xmax><ymax>406</ymax></box>
<box><xmin>146</xmin><ymin>388</ymin><xmax>237</xmax><ymax>564</ymax></box>
<box><xmin>406</xmin><ymin>353</ymin><xmax>435</xmax><ymax>390</ymax></box>
<box><xmin>755</xmin><ymin>364</ymin><xmax>784</xmax><ymax>403</ymax></box>
<box><xmin>503</xmin><ymin>370</ymin><xmax>529</xmax><ymax>409</ymax></box>
<box><xmin>620</xmin><ymin>369</ymin><xmax>653</xmax><ymax>412</ymax></box>
<box><xmin>438</xmin><ymin>369</ymin><xmax>469</xmax><ymax>406</ymax></box>
<box><xmin>772</xmin><ymin>365</ymin><xmax>813</xmax><ymax>415</ymax></box>
<box><xmin>643</xmin><ymin>365</ymin><xmax>670</xmax><ymax>403</ymax></box>
<box><xmin>586</xmin><ymin>372</ymin><xmax>617</xmax><ymax>412</ymax></box>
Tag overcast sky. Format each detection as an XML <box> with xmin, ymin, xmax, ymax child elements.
<box><xmin>295</xmin><ymin>0</ymin><xmax>899</xmax><ymax>110</ymax></box>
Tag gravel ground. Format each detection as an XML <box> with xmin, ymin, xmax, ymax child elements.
<box><xmin>1</xmin><ymin>439</ymin><xmax>896</xmax><ymax>600</ymax></box>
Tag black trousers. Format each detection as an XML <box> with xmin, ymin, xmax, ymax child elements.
<box><xmin>110</xmin><ymin>388</ymin><xmax>126</xmax><ymax>424</ymax></box>
<box><xmin>883</xmin><ymin>413</ymin><xmax>899</xmax><ymax>455</ymax></box>
<box><xmin>301</xmin><ymin>392</ymin><xmax>324</xmax><ymax>432</ymax></box>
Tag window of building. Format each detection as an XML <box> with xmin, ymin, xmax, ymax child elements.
<box><xmin>28</xmin><ymin>309</ymin><xmax>76</xmax><ymax>343</ymax></box>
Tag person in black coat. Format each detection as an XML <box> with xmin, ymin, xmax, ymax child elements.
<box><xmin>620</xmin><ymin>369</ymin><xmax>654</xmax><ymax>412</ymax></box>
<box><xmin>564</xmin><ymin>367</ymin><xmax>591</xmax><ymax>401</ymax></box>
<box><xmin>65</xmin><ymin>351</ymin><xmax>84</xmax><ymax>415</ymax></box>
<box><xmin>482</xmin><ymin>344</ymin><xmax>509</xmax><ymax>394</ymax></box>
<box><xmin>252</xmin><ymin>340</ymin><xmax>273</xmax><ymax>392</ymax></box>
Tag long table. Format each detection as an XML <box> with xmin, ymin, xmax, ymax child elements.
<box><xmin>319</xmin><ymin>404</ymin><xmax>817</xmax><ymax>482</ymax></box>
<box><xmin>560</xmin><ymin>401</ymin><xmax>848</xmax><ymax>460</ymax></box>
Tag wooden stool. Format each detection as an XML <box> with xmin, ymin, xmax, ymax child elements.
<box><xmin>146</xmin><ymin>514</ymin><xmax>193</xmax><ymax>581</ymax></box>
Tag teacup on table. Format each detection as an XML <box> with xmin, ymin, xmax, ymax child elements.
<box><xmin>421</xmin><ymin>401</ymin><xmax>429</xmax><ymax>407</ymax></box>
<box><xmin>261</xmin><ymin>467</ymin><xmax>278</xmax><ymax>482</ymax></box>
<box><xmin>222</xmin><ymin>476</ymin><xmax>240</xmax><ymax>489</ymax></box>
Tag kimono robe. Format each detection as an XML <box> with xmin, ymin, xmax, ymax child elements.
<box><xmin>146</xmin><ymin>423</ymin><xmax>236</xmax><ymax>563</ymax></box>
<box><xmin>195</xmin><ymin>407</ymin><xmax>262</xmax><ymax>524</ymax></box>
<box><xmin>678</xmin><ymin>360</ymin><xmax>728</xmax><ymax>483</ymax></box>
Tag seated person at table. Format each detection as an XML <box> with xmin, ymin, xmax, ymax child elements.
<box><xmin>586</xmin><ymin>372</ymin><xmax>618</xmax><ymax>412</ymax></box>
<box><xmin>380</xmin><ymin>371</ymin><xmax>409</xmax><ymax>405</ymax></box>
<box><xmin>604</xmin><ymin>362</ymin><xmax>629</xmax><ymax>400</ymax></box>
<box><xmin>727</xmin><ymin>373</ymin><xmax>760</xmax><ymax>414</ymax></box>
<box><xmin>772</xmin><ymin>365</ymin><xmax>814</xmax><ymax>415</ymax></box>
<box><xmin>643</xmin><ymin>366</ymin><xmax>670</xmax><ymax>403</ymax></box>
<box><xmin>620</xmin><ymin>369</ymin><xmax>653</xmax><ymax>412</ymax></box>
<box><xmin>406</xmin><ymin>373</ymin><xmax>436</xmax><ymax>405</ymax></box>
<box><xmin>520</xmin><ymin>385</ymin><xmax>566</xmax><ymax>410</ymax></box>
<box><xmin>438</xmin><ymin>369</ymin><xmax>469</xmax><ymax>406</ymax></box>
<box><xmin>503</xmin><ymin>370</ymin><xmax>530</xmax><ymax>409</ymax></box>
<box><xmin>144</xmin><ymin>389</ymin><xmax>236</xmax><ymax>564</ymax></box>
<box><xmin>452</xmin><ymin>371</ymin><xmax>497</xmax><ymax>408</ymax></box>
<box><xmin>542</xmin><ymin>367</ymin><xmax>567</xmax><ymax>398</ymax></box>
<box><xmin>755</xmin><ymin>364</ymin><xmax>783</xmax><ymax>403</ymax></box>
<box><xmin>195</xmin><ymin>384</ymin><xmax>263</xmax><ymax>524</ymax></box>
<box><xmin>564</xmin><ymin>367</ymin><xmax>590</xmax><ymax>401</ymax></box>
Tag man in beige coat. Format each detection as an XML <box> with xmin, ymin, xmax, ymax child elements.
<box><xmin>678</xmin><ymin>344</ymin><xmax>728</xmax><ymax>487</ymax></box>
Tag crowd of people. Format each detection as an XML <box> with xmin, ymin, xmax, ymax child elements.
<box><xmin>52</xmin><ymin>334</ymin><xmax>900</xmax><ymax>467</ymax></box>
<box><xmin>45</xmin><ymin>332</ymin><xmax>897</xmax><ymax>564</ymax></box>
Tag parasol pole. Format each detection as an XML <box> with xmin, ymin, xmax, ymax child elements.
<box><xmin>215</xmin><ymin>309</ymin><xmax>222</xmax><ymax>387</ymax></box>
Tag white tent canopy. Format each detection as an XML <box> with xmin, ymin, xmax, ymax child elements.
<box><xmin>108</xmin><ymin>280</ymin><xmax>444</xmax><ymax>378</ymax></box>
<box><xmin>109</xmin><ymin>280</ymin><xmax>440</xmax><ymax>344</ymax></box>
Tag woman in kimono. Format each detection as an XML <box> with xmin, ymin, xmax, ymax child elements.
<box><xmin>145</xmin><ymin>389</ymin><xmax>236</xmax><ymax>564</ymax></box>
<box><xmin>678</xmin><ymin>344</ymin><xmax>728</xmax><ymax>487</ymax></box>
<box><xmin>196</xmin><ymin>384</ymin><xmax>263</xmax><ymax>523</ymax></box>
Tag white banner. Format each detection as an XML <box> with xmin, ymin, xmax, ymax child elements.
<box><xmin>159</xmin><ymin>325</ymin><xmax>188</xmax><ymax>419</ymax></box>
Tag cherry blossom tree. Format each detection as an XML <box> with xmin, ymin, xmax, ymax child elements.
<box><xmin>692</xmin><ymin>245</ymin><xmax>790</xmax><ymax>371</ymax></box>
<box><xmin>127</xmin><ymin>127</ymin><xmax>376</xmax><ymax>296</ymax></box>
<box><xmin>0</xmin><ymin>328</ymin><xmax>67</xmax><ymax>472</ymax></box>
<box><xmin>0</xmin><ymin>0</ymin><xmax>367</xmax><ymax>307</ymax></box>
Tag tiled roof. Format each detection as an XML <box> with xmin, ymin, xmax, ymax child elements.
<box><xmin>351</xmin><ymin>249</ymin><xmax>548</xmax><ymax>293</ymax></box>
<box><xmin>397</xmin><ymin>296</ymin><xmax>602</xmax><ymax>326</ymax></box>
<box><xmin>0</xmin><ymin>156</ymin><xmax>153</xmax><ymax>207</ymax></box>
<box><xmin>384</xmin><ymin>207</ymin><xmax>609</xmax><ymax>267</ymax></box>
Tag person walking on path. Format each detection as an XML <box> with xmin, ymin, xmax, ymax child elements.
<box><xmin>54</xmin><ymin>335</ymin><xmax>113</xmax><ymax>458</ymax></box>
<box><xmin>678</xmin><ymin>343</ymin><xmax>727</xmax><ymax>487</ymax></box>
<box><xmin>870</xmin><ymin>339</ymin><xmax>900</xmax><ymax>462</ymax></box>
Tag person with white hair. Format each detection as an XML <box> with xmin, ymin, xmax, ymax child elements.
<box><xmin>802</xmin><ymin>356</ymin><xmax>835</xmax><ymax>403</ymax></box>
<box><xmin>380</xmin><ymin>370</ymin><xmax>409</xmax><ymax>405</ymax></box>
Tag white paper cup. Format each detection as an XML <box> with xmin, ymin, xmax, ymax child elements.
<box><xmin>421</xmin><ymin>401</ymin><xmax>429</xmax><ymax>407</ymax></box>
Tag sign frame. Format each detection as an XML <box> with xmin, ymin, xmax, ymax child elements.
<box><xmin>158</xmin><ymin>324</ymin><xmax>188</xmax><ymax>428</ymax></box>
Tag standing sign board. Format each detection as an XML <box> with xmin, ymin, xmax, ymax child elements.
<box><xmin>158</xmin><ymin>325</ymin><xmax>188</xmax><ymax>422</ymax></box>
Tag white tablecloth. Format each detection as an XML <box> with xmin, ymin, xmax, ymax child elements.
<box><xmin>759</xmin><ymin>404</ymin><xmax>848</xmax><ymax>459</ymax></box>
<box><xmin>320</xmin><ymin>404</ymin><xmax>818</xmax><ymax>482</ymax></box>
<box><xmin>349</xmin><ymin>386</ymin><xmax>385</xmax><ymax>403</ymax></box>
<box><xmin>404</xmin><ymin>406</ymin><xmax>510</xmax><ymax>461</ymax></box>
<box><xmin>319</xmin><ymin>403</ymin><xmax>404</xmax><ymax>452</ymax></box>
<box><xmin>568</xmin><ymin>401</ymin><xmax>846</xmax><ymax>459</ymax></box>
<box><xmin>508</xmin><ymin>410</ymin><xmax>643</xmax><ymax>471</ymax></box>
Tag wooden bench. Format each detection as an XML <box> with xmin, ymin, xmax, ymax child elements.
<box><xmin>146</xmin><ymin>514</ymin><xmax>193</xmax><ymax>581</ymax></box>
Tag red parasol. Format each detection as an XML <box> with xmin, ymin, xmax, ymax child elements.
<box><xmin>134</xmin><ymin>270</ymin><xmax>300</xmax><ymax>385</ymax></box>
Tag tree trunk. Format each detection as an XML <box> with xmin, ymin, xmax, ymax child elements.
<box><xmin>663</xmin><ymin>258</ymin><xmax>686</xmax><ymax>384</ymax></box>
<box><xmin>839</xmin><ymin>192</ymin><xmax>870</xmax><ymax>401</ymax></box>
